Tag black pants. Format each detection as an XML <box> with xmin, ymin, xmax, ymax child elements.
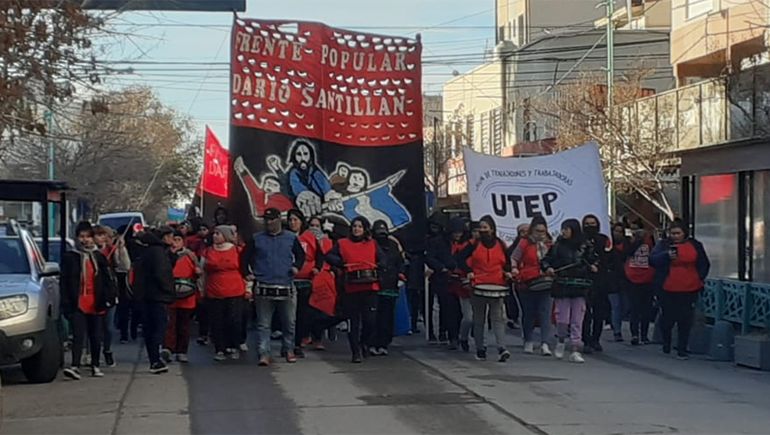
<box><xmin>428</xmin><ymin>274</ymin><xmax>454</xmax><ymax>340</ymax></box>
<box><xmin>197</xmin><ymin>298</ymin><xmax>210</xmax><ymax>338</ymax></box>
<box><xmin>209</xmin><ymin>297</ymin><xmax>243</xmax><ymax>353</ymax></box>
<box><xmin>583</xmin><ymin>290</ymin><xmax>610</xmax><ymax>345</ymax></box>
<box><xmin>374</xmin><ymin>295</ymin><xmax>397</xmax><ymax>348</ymax></box>
<box><xmin>505</xmin><ymin>290</ymin><xmax>520</xmax><ymax>324</ymax></box>
<box><xmin>310</xmin><ymin>307</ymin><xmax>342</xmax><ymax>342</ymax></box>
<box><xmin>143</xmin><ymin>302</ymin><xmax>168</xmax><ymax>365</ymax></box>
<box><xmin>346</xmin><ymin>291</ymin><xmax>377</xmax><ymax>355</ymax></box>
<box><xmin>241</xmin><ymin>299</ymin><xmax>254</xmax><ymax>345</ymax></box>
<box><xmin>408</xmin><ymin>287</ymin><xmax>424</xmax><ymax>331</ymax></box>
<box><xmin>661</xmin><ymin>291</ymin><xmax>698</xmax><ymax>353</ymax></box>
<box><xmin>294</xmin><ymin>282</ymin><xmax>313</xmax><ymax>348</ymax></box>
<box><xmin>629</xmin><ymin>282</ymin><xmax>655</xmax><ymax>339</ymax></box>
<box><xmin>117</xmin><ymin>301</ymin><xmax>142</xmax><ymax>341</ymax></box>
<box><xmin>70</xmin><ymin>310</ymin><xmax>104</xmax><ymax>368</ymax></box>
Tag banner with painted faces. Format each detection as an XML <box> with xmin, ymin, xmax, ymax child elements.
<box><xmin>229</xmin><ymin>19</ymin><xmax>426</xmax><ymax>248</ymax></box>
<box><xmin>463</xmin><ymin>143</ymin><xmax>609</xmax><ymax>244</ymax></box>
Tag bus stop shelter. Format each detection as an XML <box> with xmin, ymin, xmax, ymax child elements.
<box><xmin>0</xmin><ymin>179</ymin><xmax>70</xmax><ymax>261</ymax></box>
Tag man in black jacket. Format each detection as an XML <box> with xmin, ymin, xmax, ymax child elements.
<box><xmin>582</xmin><ymin>214</ymin><xmax>612</xmax><ymax>353</ymax></box>
<box><xmin>425</xmin><ymin>212</ymin><xmax>457</xmax><ymax>346</ymax></box>
<box><xmin>61</xmin><ymin>222</ymin><xmax>117</xmax><ymax>380</ymax></box>
<box><xmin>132</xmin><ymin>227</ymin><xmax>175</xmax><ymax>374</ymax></box>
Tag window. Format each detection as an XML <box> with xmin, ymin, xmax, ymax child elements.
<box><xmin>753</xmin><ymin>171</ymin><xmax>770</xmax><ymax>282</ymax></box>
<box><xmin>695</xmin><ymin>173</ymin><xmax>739</xmax><ymax>278</ymax></box>
<box><xmin>686</xmin><ymin>0</ymin><xmax>713</xmax><ymax>19</ymax></box>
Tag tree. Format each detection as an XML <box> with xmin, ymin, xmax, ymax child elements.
<box><xmin>424</xmin><ymin>105</ymin><xmax>467</xmax><ymax>202</ymax></box>
<box><xmin>1</xmin><ymin>87</ymin><xmax>201</xmax><ymax>221</ymax></box>
<box><xmin>528</xmin><ymin>70</ymin><xmax>678</xmax><ymax>220</ymax></box>
<box><xmin>0</xmin><ymin>1</ymin><xmax>105</xmax><ymax>158</ymax></box>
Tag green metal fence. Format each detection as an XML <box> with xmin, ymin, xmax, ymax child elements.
<box><xmin>701</xmin><ymin>279</ymin><xmax>770</xmax><ymax>334</ymax></box>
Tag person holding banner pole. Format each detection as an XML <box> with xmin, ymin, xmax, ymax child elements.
<box><xmin>542</xmin><ymin>219</ymin><xmax>600</xmax><ymax>364</ymax></box>
<box><xmin>511</xmin><ymin>216</ymin><xmax>554</xmax><ymax>357</ymax></box>
<box><xmin>458</xmin><ymin>215</ymin><xmax>513</xmax><ymax>363</ymax></box>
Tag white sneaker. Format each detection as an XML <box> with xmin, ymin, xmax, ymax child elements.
<box><xmin>541</xmin><ymin>343</ymin><xmax>552</xmax><ymax>356</ymax></box>
<box><xmin>554</xmin><ymin>342</ymin><xmax>566</xmax><ymax>359</ymax></box>
<box><xmin>368</xmin><ymin>346</ymin><xmax>381</xmax><ymax>356</ymax></box>
<box><xmin>568</xmin><ymin>352</ymin><xmax>585</xmax><ymax>363</ymax></box>
<box><xmin>91</xmin><ymin>367</ymin><xmax>105</xmax><ymax>378</ymax></box>
<box><xmin>523</xmin><ymin>342</ymin><xmax>535</xmax><ymax>354</ymax></box>
<box><xmin>239</xmin><ymin>343</ymin><xmax>249</xmax><ymax>352</ymax></box>
<box><xmin>229</xmin><ymin>350</ymin><xmax>241</xmax><ymax>360</ymax></box>
<box><xmin>378</xmin><ymin>347</ymin><xmax>388</xmax><ymax>356</ymax></box>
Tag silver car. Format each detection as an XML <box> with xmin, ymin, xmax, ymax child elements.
<box><xmin>0</xmin><ymin>224</ymin><xmax>62</xmax><ymax>383</ymax></box>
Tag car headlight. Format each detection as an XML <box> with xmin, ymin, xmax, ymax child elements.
<box><xmin>0</xmin><ymin>295</ymin><xmax>29</xmax><ymax>320</ymax></box>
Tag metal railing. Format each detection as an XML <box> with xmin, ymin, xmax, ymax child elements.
<box><xmin>701</xmin><ymin>278</ymin><xmax>770</xmax><ymax>334</ymax></box>
<box><xmin>620</xmin><ymin>63</ymin><xmax>770</xmax><ymax>152</ymax></box>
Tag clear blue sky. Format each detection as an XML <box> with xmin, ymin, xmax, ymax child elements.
<box><xmin>101</xmin><ymin>0</ymin><xmax>495</xmax><ymax>147</ymax></box>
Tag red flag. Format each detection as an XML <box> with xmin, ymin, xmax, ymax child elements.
<box><xmin>200</xmin><ymin>126</ymin><xmax>230</xmax><ymax>198</ymax></box>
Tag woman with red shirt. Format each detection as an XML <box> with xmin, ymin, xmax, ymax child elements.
<box><xmin>511</xmin><ymin>216</ymin><xmax>554</xmax><ymax>357</ymax></box>
<box><xmin>203</xmin><ymin>225</ymin><xmax>246</xmax><ymax>361</ymax></box>
<box><xmin>162</xmin><ymin>231</ymin><xmax>200</xmax><ymax>363</ymax></box>
<box><xmin>287</xmin><ymin>209</ymin><xmax>323</xmax><ymax>357</ymax></box>
<box><xmin>326</xmin><ymin>217</ymin><xmax>385</xmax><ymax>363</ymax></box>
<box><xmin>458</xmin><ymin>215</ymin><xmax>513</xmax><ymax>363</ymax></box>
<box><xmin>651</xmin><ymin>221</ymin><xmax>710</xmax><ymax>360</ymax></box>
<box><xmin>624</xmin><ymin>220</ymin><xmax>657</xmax><ymax>346</ymax></box>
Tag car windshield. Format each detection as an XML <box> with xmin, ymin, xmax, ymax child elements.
<box><xmin>0</xmin><ymin>238</ymin><xmax>31</xmax><ymax>274</ymax></box>
<box><xmin>99</xmin><ymin>216</ymin><xmax>140</xmax><ymax>230</ymax></box>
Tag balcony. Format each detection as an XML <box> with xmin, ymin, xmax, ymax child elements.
<box><xmin>620</xmin><ymin>62</ymin><xmax>770</xmax><ymax>152</ymax></box>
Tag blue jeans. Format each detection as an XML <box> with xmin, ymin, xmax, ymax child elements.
<box><xmin>256</xmin><ymin>295</ymin><xmax>297</xmax><ymax>357</ymax></box>
<box><xmin>143</xmin><ymin>302</ymin><xmax>168</xmax><ymax>365</ymax></box>
<box><xmin>520</xmin><ymin>291</ymin><xmax>553</xmax><ymax>345</ymax></box>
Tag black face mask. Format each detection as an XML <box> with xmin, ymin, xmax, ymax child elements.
<box><xmin>479</xmin><ymin>230</ymin><xmax>493</xmax><ymax>241</ymax></box>
<box><xmin>584</xmin><ymin>226</ymin><xmax>599</xmax><ymax>237</ymax></box>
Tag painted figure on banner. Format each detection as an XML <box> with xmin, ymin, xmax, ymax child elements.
<box><xmin>234</xmin><ymin>138</ymin><xmax>411</xmax><ymax>230</ymax></box>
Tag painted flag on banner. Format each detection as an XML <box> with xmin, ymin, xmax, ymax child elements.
<box><xmin>463</xmin><ymin>143</ymin><xmax>609</xmax><ymax>244</ymax></box>
<box><xmin>200</xmin><ymin>126</ymin><xmax>230</xmax><ymax>198</ymax></box>
<box><xmin>229</xmin><ymin>19</ymin><xmax>426</xmax><ymax>247</ymax></box>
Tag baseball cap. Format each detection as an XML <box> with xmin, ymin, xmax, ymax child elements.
<box><xmin>264</xmin><ymin>208</ymin><xmax>281</xmax><ymax>220</ymax></box>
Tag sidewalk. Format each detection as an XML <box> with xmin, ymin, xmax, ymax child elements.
<box><xmin>0</xmin><ymin>342</ymin><xmax>190</xmax><ymax>435</ymax></box>
<box><xmin>399</xmin><ymin>328</ymin><xmax>770</xmax><ymax>435</ymax></box>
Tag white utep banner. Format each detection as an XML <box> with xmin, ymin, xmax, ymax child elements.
<box><xmin>463</xmin><ymin>142</ymin><xmax>609</xmax><ymax>244</ymax></box>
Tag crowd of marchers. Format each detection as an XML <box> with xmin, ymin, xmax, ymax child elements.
<box><xmin>56</xmin><ymin>206</ymin><xmax>710</xmax><ymax>379</ymax></box>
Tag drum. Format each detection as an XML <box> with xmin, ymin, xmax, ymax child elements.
<box><xmin>174</xmin><ymin>278</ymin><xmax>197</xmax><ymax>300</ymax></box>
<box><xmin>525</xmin><ymin>276</ymin><xmax>554</xmax><ymax>292</ymax></box>
<box><xmin>254</xmin><ymin>282</ymin><xmax>294</xmax><ymax>299</ymax></box>
<box><xmin>473</xmin><ymin>284</ymin><xmax>510</xmax><ymax>298</ymax></box>
<box><xmin>345</xmin><ymin>269</ymin><xmax>379</xmax><ymax>284</ymax></box>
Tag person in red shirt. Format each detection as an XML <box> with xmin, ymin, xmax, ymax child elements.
<box><xmin>511</xmin><ymin>216</ymin><xmax>554</xmax><ymax>357</ymax></box>
<box><xmin>448</xmin><ymin>217</ymin><xmax>472</xmax><ymax>352</ymax></box>
<box><xmin>61</xmin><ymin>222</ymin><xmax>117</xmax><ymax>380</ymax></box>
<box><xmin>623</xmin><ymin>220</ymin><xmax>657</xmax><ymax>346</ymax></box>
<box><xmin>287</xmin><ymin>209</ymin><xmax>323</xmax><ymax>358</ymax></box>
<box><xmin>203</xmin><ymin>225</ymin><xmax>246</xmax><ymax>361</ymax></box>
<box><xmin>307</xmin><ymin>216</ymin><xmax>340</xmax><ymax>350</ymax></box>
<box><xmin>94</xmin><ymin>225</ymin><xmax>130</xmax><ymax>368</ymax></box>
<box><xmin>326</xmin><ymin>217</ymin><xmax>385</xmax><ymax>363</ymax></box>
<box><xmin>651</xmin><ymin>221</ymin><xmax>710</xmax><ymax>360</ymax></box>
<box><xmin>162</xmin><ymin>231</ymin><xmax>200</xmax><ymax>363</ymax></box>
<box><xmin>457</xmin><ymin>215</ymin><xmax>513</xmax><ymax>362</ymax></box>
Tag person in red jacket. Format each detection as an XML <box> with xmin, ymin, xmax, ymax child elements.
<box><xmin>448</xmin><ymin>218</ymin><xmax>473</xmax><ymax>352</ymax></box>
<box><xmin>511</xmin><ymin>216</ymin><xmax>554</xmax><ymax>357</ymax></box>
<box><xmin>326</xmin><ymin>216</ymin><xmax>385</xmax><ymax>363</ymax></box>
<box><xmin>624</xmin><ymin>220</ymin><xmax>656</xmax><ymax>346</ymax></box>
<box><xmin>651</xmin><ymin>221</ymin><xmax>710</xmax><ymax>360</ymax></box>
<box><xmin>203</xmin><ymin>225</ymin><xmax>246</xmax><ymax>361</ymax></box>
<box><xmin>307</xmin><ymin>216</ymin><xmax>340</xmax><ymax>349</ymax></box>
<box><xmin>287</xmin><ymin>209</ymin><xmax>323</xmax><ymax>358</ymax></box>
<box><xmin>458</xmin><ymin>215</ymin><xmax>513</xmax><ymax>362</ymax></box>
<box><xmin>162</xmin><ymin>231</ymin><xmax>200</xmax><ymax>363</ymax></box>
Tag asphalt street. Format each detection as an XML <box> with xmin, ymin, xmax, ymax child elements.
<box><xmin>3</xmin><ymin>327</ymin><xmax>770</xmax><ymax>435</ymax></box>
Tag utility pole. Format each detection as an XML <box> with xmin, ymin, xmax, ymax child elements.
<box><xmin>606</xmin><ymin>0</ymin><xmax>616</xmax><ymax>219</ymax></box>
<box><xmin>44</xmin><ymin>109</ymin><xmax>56</xmax><ymax>236</ymax></box>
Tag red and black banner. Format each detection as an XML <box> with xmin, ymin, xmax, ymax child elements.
<box><xmin>229</xmin><ymin>19</ymin><xmax>425</xmax><ymax>247</ymax></box>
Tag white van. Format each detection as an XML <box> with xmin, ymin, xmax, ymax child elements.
<box><xmin>97</xmin><ymin>212</ymin><xmax>146</xmax><ymax>231</ymax></box>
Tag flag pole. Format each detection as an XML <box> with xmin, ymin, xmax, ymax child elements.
<box><xmin>201</xmin><ymin>127</ymin><xmax>207</xmax><ymax>221</ymax></box>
